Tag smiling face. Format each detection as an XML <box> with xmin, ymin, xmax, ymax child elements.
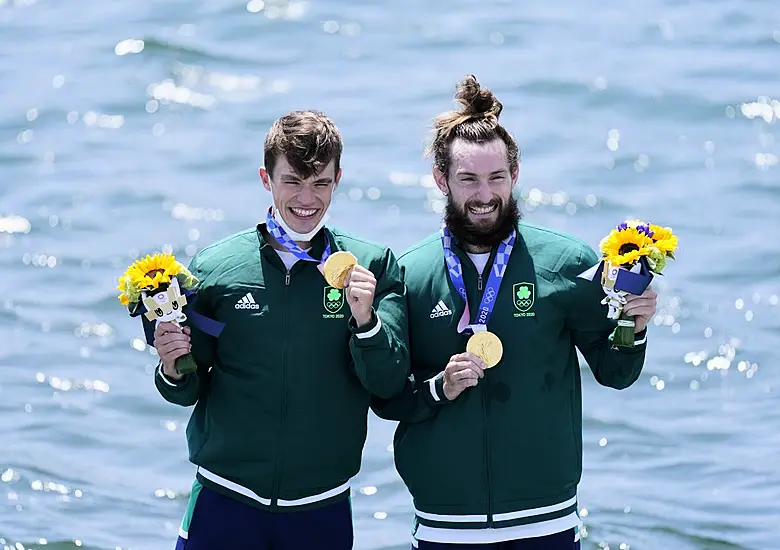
<box><xmin>260</xmin><ymin>156</ymin><xmax>340</xmax><ymax>235</ymax></box>
<box><xmin>434</xmin><ymin>137</ymin><xmax>520</xmax><ymax>251</ymax></box>
<box><xmin>258</xmin><ymin>111</ymin><xmax>343</xmax><ymax>240</ymax></box>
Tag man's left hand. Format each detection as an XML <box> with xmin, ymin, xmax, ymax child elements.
<box><xmin>345</xmin><ymin>265</ymin><xmax>377</xmax><ymax>328</ymax></box>
<box><xmin>623</xmin><ymin>286</ymin><xmax>658</xmax><ymax>333</ymax></box>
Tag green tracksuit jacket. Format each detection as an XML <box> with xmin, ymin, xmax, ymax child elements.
<box><xmin>155</xmin><ymin>224</ymin><xmax>409</xmax><ymax>511</ymax></box>
<box><xmin>372</xmin><ymin>222</ymin><xmax>647</xmax><ymax>544</ymax></box>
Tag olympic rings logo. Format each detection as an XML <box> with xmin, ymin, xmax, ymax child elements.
<box><xmin>484</xmin><ymin>287</ymin><xmax>496</xmax><ymax>304</ymax></box>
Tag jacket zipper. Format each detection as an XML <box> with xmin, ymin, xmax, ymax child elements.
<box><xmin>272</xmin><ymin>268</ymin><xmax>291</xmax><ymax>506</ymax></box>
<box><xmin>475</xmin><ymin>262</ymin><xmax>490</xmax><ymax>526</ymax></box>
<box><xmin>482</xmin><ymin>380</ymin><xmax>493</xmax><ymax>527</ymax></box>
<box><xmin>467</xmin><ymin>250</ymin><xmax>491</xmax><ymax>526</ymax></box>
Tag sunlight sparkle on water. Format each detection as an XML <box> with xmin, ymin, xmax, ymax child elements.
<box><xmin>170</xmin><ymin>203</ymin><xmax>225</xmax><ymax>222</ymax></box>
<box><xmin>0</xmin><ymin>215</ymin><xmax>31</xmax><ymax>234</ymax></box>
<box><xmin>388</xmin><ymin>171</ymin><xmax>421</xmax><ymax>186</ymax></box>
<box><xmin>173</xmin><ymin>63</ymin><xmax>267</xmax><ymax>94</ymax></box>
<box><xmin>740</xmin><ymin>97</ymin><xmax>779</xmax><ymax>124</ymax></box>
<box><xmin>755</xmin><ymin>153</ymin><xmax>777</xmax><ymax>169</ymax></box>
<box><xmin>247</xmin><ymin>0</ymin><xmax>307</xmax><ymax>19</ymax></box>
<box><xmin>154</xmin><ymin>488</ymin><xmax>179</xmax><ymax>499</ymax></box>
<box><xmin>21</xmin><ymin>253</ymin><xmax>57</xmax><ymax>267</ymax></box>
<box><xmin>37</xmin><ymin>372</ymin><xmax>110</xmax><ymax>393</ymax></box>
<box><xmin>114</xmin><ymin>39</ymin><xmax>144</xmax><ymax>56</ymax></box>
<box><xmin>74</xmin><ymin>322</ymin><xmax>113</xmax><ymax>338</ymax></box>
<box><xmin>148</xmin><ymin>80</ymin><xmax>217</xmax><ymax>110</ymax></box>
<box><xmin>83</xmin><ymin>111</ymin><xmax>124</xmax><ymax>129</ymax></box>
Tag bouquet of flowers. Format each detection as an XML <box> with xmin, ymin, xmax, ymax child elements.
<box><xmin>117</xmin><ymin>253</ymin><xmax>223</xmax><ymax>375</ymax></box>
<box><xmin>580</xmin><ymin>220</ymin><xmax>679</xmax><ymax>347</ymax></box>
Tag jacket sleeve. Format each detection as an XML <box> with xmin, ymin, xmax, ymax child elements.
<box><xmin>154</xmin><ymin>257</ymin><xmax>218</xmax><ymax>407</ymax></box>
<box><xmin>370</xmin><ymin>369</ymin><xmax>451</xmax><ymax>423</ymax></box>
<box><xmin>564</xmin><ymin>245</ymin><xmax>648</xmax><ymax>390</ymax></box>
<box><xmin>348</xmin><ymin>248</ymin><xmax>410</xmax><ymax>399</ymax></box>
<box><xmin>369</xmin><ymin>263</ymin><xmax>453</xmax><ymax>423</ymax></box>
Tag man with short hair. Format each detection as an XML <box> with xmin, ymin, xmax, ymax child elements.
<box><xmin>154</xmin><ymin>110</ymin><xmax>409</xmax><ymax>550</ymax></box>
<box><xmin>373</xmin><ymin>76</ymin><xmax>658</xmax><ymax>549</ymax></box>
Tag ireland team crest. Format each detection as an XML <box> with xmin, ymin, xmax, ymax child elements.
<box><xmin>323</xmin><ymin>286</ymin><xmax>344</xmax><ymax>313</ymax></box>
<box><xmin>513</xmin><ymin>282</ymin><xmax>535</xmax><ymax>312</ymax></box>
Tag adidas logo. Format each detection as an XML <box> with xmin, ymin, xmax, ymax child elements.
<box><xmin>235</xmin><ymin>292</ymin><xmax>260</xmax><ymax>310</ymax></box>
<box><xmin>430</xmin><ymin>300</ymin><xmax>453</xmax><ymax>319</ymax></box>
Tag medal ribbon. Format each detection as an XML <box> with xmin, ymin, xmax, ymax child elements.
<box><xmin>265</xmin><ymin>207</ymin><xmax>331</xmax><ymax>264</ymax></box>
<box><xmin>440</xmin><ymin>225</ymin><xmax>515</xmax><ymax>334</ymax></box>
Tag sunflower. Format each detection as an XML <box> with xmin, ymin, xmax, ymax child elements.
<box><xmin>116</xmin><ymin>253</ymin><xmax>197</xmax><ymax>306</ymax></box>
<box><xmin>599</xmin><ymin>226</ymin><xmax>652</xmax><ymax>267</ymax></box>
<box><xmin>648</xmin><ymin>224</ymin><xmax>678</xmax><ymax>255</ymax></box>
<box><xmin>125</xmin><ymin>253</ymin><xmax>180</xmax><ymax>288</ymax></box>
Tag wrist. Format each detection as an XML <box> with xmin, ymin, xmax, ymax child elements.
<box><xmin>161</xmin><ymin>360</ymin><xmax>184</xmax><ymax>381</ymax></box>
<box><xmin>352</xmin><ymin>310</ymin><xmax>373</xmax><ymax>328</ymax></box>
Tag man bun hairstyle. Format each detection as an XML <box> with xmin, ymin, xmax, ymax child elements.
<box><xmin>264</xmin><ymin>110</ymin><xmax>343</xmax><ymax>180</ymax></box>
<box><xmin>426</xmin><ymin>75</ymin><xmax>519</xmax><ymax>179</ymax></box>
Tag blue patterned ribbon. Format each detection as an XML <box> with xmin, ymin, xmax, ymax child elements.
<box><xmin>265</xmin><ymin>207</ymin><xmax>331</xmax><ymax>264</ymax></box>
<box><xmin>440</xmin><ymin>225</ymin><xmax>515</xmax><ymax>334</ymax></box>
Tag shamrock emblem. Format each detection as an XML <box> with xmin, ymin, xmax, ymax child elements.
<box><xmin>516</xmin><ymin>286</ymin><xmax>531</xmax><ymax>300</ymax></box>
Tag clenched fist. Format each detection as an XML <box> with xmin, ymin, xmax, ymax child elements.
<box><xmin>154</xmin><ymin>322</ymin><xmax>191</xmax><ymax>380</ymax></box>
<box><xmin>623</xmin><ymin>286</ymin><xmax>658</xmax><ymax>333</ymax></box>
<box><xmin>344</xmin><ymin>265</ymin><xmax>376</xmax><ymax>328</ymax></box>
<box><xmin>442</xmin><ymin>352</ymin><xmax>486</xmax><ymax>401</ymax></box>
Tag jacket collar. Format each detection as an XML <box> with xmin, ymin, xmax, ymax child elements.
<box><xmin>256</xmin><ymin>222</ymin><xmax>332</xmax><ymax>261</ymax></box>
<box><xmin>445</xmin><ymin>223</ymin><xmax>525</xmax><ymax>268</ymax></box>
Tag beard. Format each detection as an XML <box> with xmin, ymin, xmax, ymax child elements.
<box><xmin>444</xmin><ymin>193</ymin><xmax>521</xmax><ymax>250</ymax></box>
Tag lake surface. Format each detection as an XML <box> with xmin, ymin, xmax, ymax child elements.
<box><xmin>1</xmin><ymin>0</ymin><xmax>778</xmax><ymax>548</ymax></box>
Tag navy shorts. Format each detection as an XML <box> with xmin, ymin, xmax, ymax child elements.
<box><xmin>174</xmin><ymin>481</ymin><xmax>353</xmax><ymax>550</ymax></box>
<box><xmin>414</xmin><ymin>528</ymin><xmax>581</xmax><ymax>549</ymax></box>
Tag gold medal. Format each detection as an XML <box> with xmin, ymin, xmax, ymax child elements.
<box><xmin>466</xmin><ymin>331</ymin><xmax>503</xmax><ymax>368</ymax></box>
<box><xmin>323</xmin><ymin>251</ymin><xmax>358</xmax><ymax>289</ymax></box>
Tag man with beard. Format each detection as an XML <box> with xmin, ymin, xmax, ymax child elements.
<box><xmin>372</xmin><ymin>76</ymin><xmax>658</xmax><ymax>549</ymax></box>
<box><xmin>152</xmin><ymin>110</ymin><xmax>409</xmax><ymax>549</ymax></box>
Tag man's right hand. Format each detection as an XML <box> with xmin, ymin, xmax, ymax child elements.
<box><xmin>442</xmin><ymin>352</ymin><xmax>486</xmax><ymax>401</ymax></box>
<box><xmin>154</xmin><ymin>322</ymin><xmax>192</xmax><ymax>381</ymax></box>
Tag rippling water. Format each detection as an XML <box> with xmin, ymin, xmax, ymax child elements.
<box><xmin>1</xmin><ymin>1</ymin><xmax>779</xmax><ymax>549</ymax></box>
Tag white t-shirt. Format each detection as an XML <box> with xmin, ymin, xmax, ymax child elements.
<box><xmin>274</xmin><ymin>248</ymin><xmax>306</xmax><ymax>270</ymax></box>
<box><xmin>466</xmin><ymin>252</ymin><xmax>491</xmax><ymax>274</ymax></box>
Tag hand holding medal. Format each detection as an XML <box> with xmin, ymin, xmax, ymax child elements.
<box><xmin>266</xmin><ymin>208</ymin><xmax>376</xmax><ymax>328</ymax></box>
<box><xmin>323</xmin><ymin>251</ymin><xmax>376</xmax><ymax>328</ymax></box>
<box><xmin>323</xmin><ymin>251</ymin><xmax>358</xmax><ymax>289</ymax></box>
